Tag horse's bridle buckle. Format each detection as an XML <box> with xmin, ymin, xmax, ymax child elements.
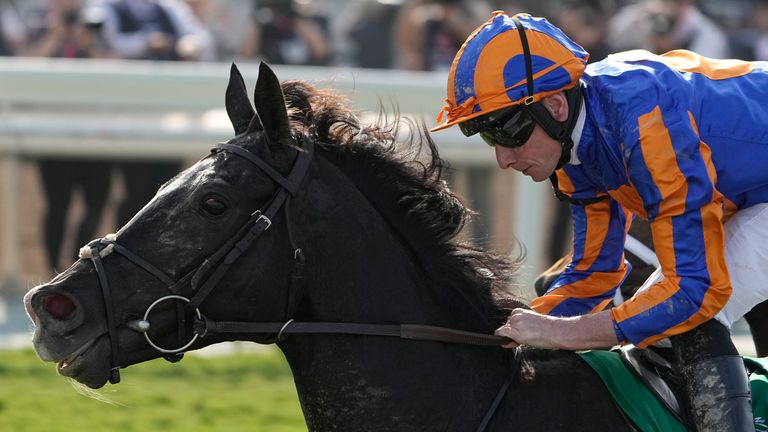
<box><xmin>255</xmin><ymin>213</ymin><xmax>272</xmax><ymax>230</ymax></box>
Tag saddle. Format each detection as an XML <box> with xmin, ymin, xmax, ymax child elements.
<box><xmin>618</xmin><ymin>345</ymin><xmax>690</xmax><ymax>425</ymax></box>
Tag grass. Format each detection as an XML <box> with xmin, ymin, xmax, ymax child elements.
<box><xmin>0</xmin><ymin>347</ymin><xmax>305</xmax><ymax>432</ymax></box>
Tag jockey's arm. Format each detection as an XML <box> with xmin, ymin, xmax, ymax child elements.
<box><xmin>609</xmin><ymin>107</ymin><xmax>731</xmax><ymax>348</ymax></box>
<box><xmin>529</xmin><ymin>170</ymin><xmax>633</xmax><ymax>317</ymax></box>
<box><xmin>495</xmin><ymin>308</ymin><xmax>617</xmax><ymax>350</ymax></box>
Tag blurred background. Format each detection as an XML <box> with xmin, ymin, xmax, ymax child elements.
<box><xmin>0</xmin><ymin>0</ymin><xmax>762</xmax><ymax>428</ymax></box>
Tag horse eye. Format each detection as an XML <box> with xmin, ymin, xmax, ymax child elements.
<box><xmin>201</xmin><ymin>197</ymin><xmax>227</xmax><ymax>216</ymax></box>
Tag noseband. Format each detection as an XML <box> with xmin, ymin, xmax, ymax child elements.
<box><xmin>79</xmin><ymin>134</ymin><xmax>518</xmax><ymax>432</ymax></box>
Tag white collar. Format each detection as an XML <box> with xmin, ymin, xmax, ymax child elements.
<box><xmin>569</xmin><ymin>98</ymin><xmax>586</xmax><ymax>166</ymax></box>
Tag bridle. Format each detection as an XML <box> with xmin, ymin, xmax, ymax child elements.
<box><xmin>80</xmin><ymin>133</ymin><xmax>520</xmax><ymax>432</ymax></box>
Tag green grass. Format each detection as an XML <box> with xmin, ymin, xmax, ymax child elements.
<box><xmin>0</xmin><ymin>347</ymin><xmax>305</xmax><ymax>432</ymax></box>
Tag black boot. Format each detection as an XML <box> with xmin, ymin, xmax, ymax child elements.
<box><xmin>678</xmin><ymin>355</ymin><xmax>753</xmax><ymax>431</ymax></box>
<box><xmin>672</xmin><ymin>320</ymin><xmax>754</xmax><ymax>432</ymax></box>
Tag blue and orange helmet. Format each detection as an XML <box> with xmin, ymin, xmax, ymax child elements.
<box><xmin>431</xmin><ymin>12</ymin><xmax>589</xmax><ymax>132</ymax></box>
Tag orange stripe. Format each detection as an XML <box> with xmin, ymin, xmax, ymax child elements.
<box><xmin>609</xmin><ymin>184</ymin><xmax>648</xmax><ymax>219</ymax></box>
<box><xmin>531</xmin><ymin>266</ymin><xmax>628</xmax><ymax>315</ymax></box>
<box><xmin>574</xmin><ymin>201</ymin><xmax>611</xmax><ymax>271</ymax></box>
<box><xmin>650</xmin><ymin>217</ymin><xmax>677</xmax><ymax>277</ymax></box>
<box><xmin>611</xmin><ymin>275</ymin><xmax>681</xmax><ymax>325</ymax></box>
<box><xmin>638</xmin><ymin>106</ymin><xmax>688</xmax><ymax>217</ymax></box>
<box><xmin>698</xmin><ymin>201</ymin><xmax>731</xmax><ymax>314</ymax></box>
<box><xmin>474</xmin><ymin>30</ymin><xmax>526</xmax><ymax>111</ymax></box>
<box><xmin>608</xmin><ymin>49</ymin><xmax>755</xmax><ymax>80</ymax></box>
<box><xmin>689</xmin><ymin>113</ymin><xmax>731</xmax><ymax>317</ymax></box>
<box><xmin>446</xmin><ymin>13</ymin><xmax>502</xmax><ymax>108</ymax></box>
<box><xmin>556</xmin><ymin>169</ymin><xmax>610</xmax><ymax>202</ymax></box>
<box><xmin>612</xmin><ymin>217</ymin><xmax>677</xmax><ymax>323</ymax></box>
<box><xmin>590</xmin><ymin>299</ymin><xmax>613</xmax><ymax>314</ymax></box>
<box><xmin>530</xmin><ymin>296</ymin><xmax>564</xmax><ymax>315</ymax></box>
<box><xmin>623</xmin><ymin>207</ymin><xmax>633</xmax><ymax>233</ymax></box>
<box><xmin>555</xmin><ymin>169</ymin><xmax>575</xmax><ymax>195</ymax></box>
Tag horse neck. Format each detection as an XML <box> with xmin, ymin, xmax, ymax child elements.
<box><xmin>291</xmin><ymin>154</ymin><xmax>498</xmax><ymax>328</ymax></box>
<box><xmin>277</xmin><ymin>165</ymin><xmax>512</xmax><ymax>431</ymax></box>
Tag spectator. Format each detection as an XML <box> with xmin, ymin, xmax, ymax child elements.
<box><xmin>177</xmin><ymin>0</ymin><xmax>216</xmax><ymax>61</ymax></box>
<box><xmin>334</xmin><ymin>0</ymin><xmax>401</xmax><ymax>69</ymax></box>
<box><xmin>98</xmin><ymin>0</ymin><xmax>208</xmax><ymax>61</ymax></box>
<box><xmin>731</xmin><ymin>0</ymin><xmax>768</xmax><ymax>60</ymax></box>
<box><xmin>0</xmin><ymin>0</ymin><xmax>25</xmax><ymax>56</ymax></box>
<box><xmin>96</xmin><ymin>0</ymin><xmax>196</xmax><ymax>225</ymax></box>
<box><xmin>26</xmin><ymin>0</ymin><xmax>112</xmax><ymax>58</ymax></box>
<box><xmin>394</xmin><ymin>0</ymin><xmax>491</xmax><ymax>71</ymax></box>
<box><xmin>182</xmin><ymin>0</ymin><xmax>252</xmax><ymax>62</ymax></box>
<box><xmin>607</xmin><ymin>0</ymin><xmax>730</xmax><ymax>58</ymax></box>
<box><xmin>554</xmin><ymin>0</ymin><xmax>612</xmax><ymax>63</ymax></box>
<box><xmin>240</xmin><ymin>0</ymin><xmax>331</xmax><ymax>66</ymax></box>
<box><xmin>24</xmin><ymin>0</ymin><xmax>115</xmax><ymax>271</ymax></box>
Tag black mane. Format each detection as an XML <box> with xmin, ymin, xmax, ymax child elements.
<box><xmin>281</xmin><ymin>81</ymin><xmax>524</xmax><ymax>330</ymax></box>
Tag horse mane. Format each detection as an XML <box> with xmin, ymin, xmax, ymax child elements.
<box><xmin>281</xmin><ymin>80</ymin><xmax>525</xmax><ymax>331</ymax></box>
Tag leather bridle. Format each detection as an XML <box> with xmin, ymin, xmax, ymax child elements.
<box><xmin>79</xmin><ymin>134</ymin><xmax>519</xmax><ymax>432</ymax></box>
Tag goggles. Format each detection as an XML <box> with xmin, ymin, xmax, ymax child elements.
<box><xmin>465</xmin><ymin>107</ymin><xmax>536</xmax><ymax>148</ymax></box>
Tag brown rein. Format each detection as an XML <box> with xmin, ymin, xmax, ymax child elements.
<box><xmin>193</xmin><ymin>316</ymin><xmax>513</xmax><ymax>346</ymax></box>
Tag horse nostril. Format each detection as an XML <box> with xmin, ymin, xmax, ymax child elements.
<box><xmin>42</xmin><ymin>294</ymin><xmax>77</xmax><ymax>320</ymax></box>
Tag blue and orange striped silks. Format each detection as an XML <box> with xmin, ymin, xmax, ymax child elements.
<box><xmin>532</xmin><ymin>50</ymin><xmax>768</xmax><ymax>347</ymax></box>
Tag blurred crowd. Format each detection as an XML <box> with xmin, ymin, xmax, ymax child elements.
<box><xmin>2</xmin><ymin>0</ymin><xmax>768</xmax><ymax>70</ymax></box>
<box><xmin>4</xmin><ymin>0</ymin><xmax>768</xmax><ymax>272</ymax></box>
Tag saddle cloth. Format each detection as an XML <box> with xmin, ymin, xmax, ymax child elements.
<box><xmin>579</xmin><ymin>349</ymin><xmax>768</xmax><ymax>432</ymax></box>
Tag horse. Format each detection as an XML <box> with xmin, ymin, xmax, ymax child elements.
<box><xmin>24</xmin><ymin>63</ymin><xmax>634</xmax><ymax>431</ymax></box>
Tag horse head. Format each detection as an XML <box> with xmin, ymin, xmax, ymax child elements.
<box><xmin>24</xmin><ymin>63</ymin><xmax>319</xmax><ymax>388</ymax></box>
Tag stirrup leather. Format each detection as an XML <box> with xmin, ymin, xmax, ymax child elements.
<box><xmin>619</xmin><ymin>345</ymin><xmax>687</xmax><ymax>424</ymax></box>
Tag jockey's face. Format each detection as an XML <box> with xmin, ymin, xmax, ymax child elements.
<box><xmin>493</xmin><ymin>93</ymin><xmax>568</xmax><ymax>182</ymax></box>
<box><xmin>494</xmin><ymin>125</ymin><xmax>562</xmax><ymax>182</ymax></box>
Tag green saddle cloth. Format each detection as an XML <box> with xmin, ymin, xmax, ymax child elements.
<box><xmin>579</xmin><ymin>350</ymin><xmax>768</xmax><ymax>432</ymax></box>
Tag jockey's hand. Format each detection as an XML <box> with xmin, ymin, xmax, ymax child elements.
<box><xmin>495</xmin><ymin>308</ymin><xmax>561</xmax><ymax>349</ymax></box>
<box><xmin>494</xmin><ymin>308</ymin><xmax>619</xmax><ymax>351</ymax></box>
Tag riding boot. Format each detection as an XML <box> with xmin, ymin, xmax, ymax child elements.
<box><xmin>671</xmin><ymin>319</ymin><xmax>754</xmax><ymax>432</ymax></box>
<box><xmin>678</xmin><ymin>355</ymin><xmax>753</xmax><ymax>431</ymax></box>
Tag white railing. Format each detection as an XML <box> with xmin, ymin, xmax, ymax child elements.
<box><xmin>0</xmin><ymin>57</ymin><xmax>549</xmax><ymax>290</ymax></box>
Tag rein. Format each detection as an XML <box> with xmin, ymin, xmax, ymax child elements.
<box><xmin>80</xmin><ymin>134</ymin><xmax>519</xmax><ymax>431</ymax></box>
<box><xmin>194</xmin><ymin>318</ymin><xmax>511</xmax><ymax>346</ymax></box>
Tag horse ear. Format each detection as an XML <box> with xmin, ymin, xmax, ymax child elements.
<box><xmin>225</xmin><ymin>63</ymin><xmax>256</xmax><ymax>135</ymax></box>
<box><xmin>248</xmin><ymin>62</ymin><xmax>291</xmax><ymax>146</ymax></box>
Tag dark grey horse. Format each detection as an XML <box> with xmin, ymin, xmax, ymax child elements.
<box><xmin>24</xmin><ymin>64</ymin><xmax>632</xmax><ymax>431</ymax></box>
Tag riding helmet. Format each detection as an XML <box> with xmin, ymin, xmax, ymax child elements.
<box><xmin>431</xmin><ymin>12</ymin><xmax>589</xmax><ymax>132</ymax></box>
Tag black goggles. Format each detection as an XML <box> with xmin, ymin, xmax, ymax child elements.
<box><xmin>477</xmin><ymin>107</ymin><xmax>536</xmax><ymax>148</ymax></box>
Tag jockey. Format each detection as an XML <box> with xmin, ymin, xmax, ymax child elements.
<box><xmin>432</xmin><ymin>11</ymin><xmax>768</xmax><ymax>431</ymax></box>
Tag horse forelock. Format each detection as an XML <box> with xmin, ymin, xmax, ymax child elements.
<box><xmin>280</xmin><ymin>80</ymin><xmax>525</xmax><ymax>329</ymax></box>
